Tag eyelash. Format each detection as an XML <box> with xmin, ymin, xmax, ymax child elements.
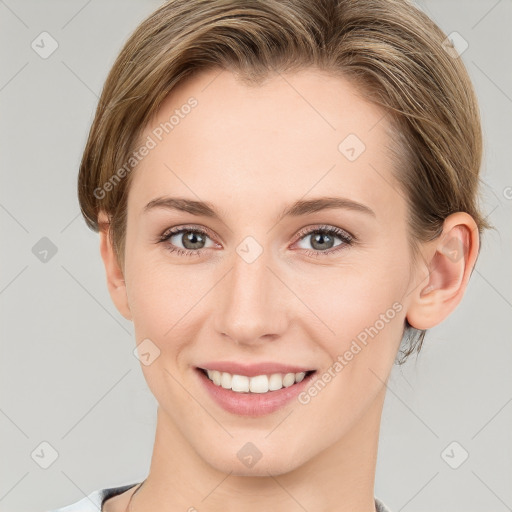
<box><xmin>157</xmin><ymin>224</ymin><xmax>355</xmax><ymax>258</ymax></box>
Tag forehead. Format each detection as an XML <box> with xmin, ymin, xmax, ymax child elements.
<box><xmin>129</xmin><ymin>67</ymin><xmax>402</xmax><ymax>223</ymax></box>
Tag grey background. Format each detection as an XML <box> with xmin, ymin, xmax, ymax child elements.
<box><xmin>0</xmin><ymin>1</ymin><xmax>510</xmax><ymax>511</ymax></box>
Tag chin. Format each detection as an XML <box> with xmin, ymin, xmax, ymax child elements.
<box><xmin>202</xmin><ymin>442</ymin><xmax>309</xmax><ymax>477</ymax></box>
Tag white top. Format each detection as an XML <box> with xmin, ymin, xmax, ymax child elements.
<box><xmin>46</xmin><ymin>482</ymin><xmax>393</xmax><ymax>511</ymax></box>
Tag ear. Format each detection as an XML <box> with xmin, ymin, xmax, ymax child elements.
<box><xmin>406</xmin><ymin>212</ymin><xmax>480</xmax><ymax>330</ymax></box>
<box><xmin>98</xmin><ymin>211</ymin><xmax>132</xmax><ymax>321</ymax></box>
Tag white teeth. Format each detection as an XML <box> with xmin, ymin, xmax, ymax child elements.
<box><xmin>249</xmin><ymin>375</ymin><xmax>269</xmax><ymax>393</ymax></box>
<box><xmin>231</xmin><ymin>374</ymin><xmax>250</xmax><ymax>392</ymax></box>
<box><xmin>212</xmin><ymin>370</ymin><xmax>221</xmax><ymax>386</ymax></box>
<box><xmin>203</xmin><ymin>369</ymin><xmax>310</xmax><ymax>393</ymax></box>
<box><xmin>268</xmin><ymin>373</ymin><xmax>283</xmax><ymax>391</ymax></box>
<box><xmin>282</xmin><ymin>373</ymin><xmax>295</xmax><ymax>387</ymax></box>
<box><xmin>220</xmin><ymin>372</ymin><xmax>232</xmax><ymax>389</ymax></box>
<box><xmin>295</xmin><ymin>372</ymin><xmax>305</xmax><ymax>383</ymax></box>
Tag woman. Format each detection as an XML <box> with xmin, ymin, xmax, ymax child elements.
<box><xmin>48</xmin><ymin>0</ymin><xmax>490</xmax><ymax>510</ymax></box>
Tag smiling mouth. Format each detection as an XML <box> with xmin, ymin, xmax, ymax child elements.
<box><xmin>197</xmin><ymin>367</ymin><xmax>316</xmax><ymax>394</ymax></box>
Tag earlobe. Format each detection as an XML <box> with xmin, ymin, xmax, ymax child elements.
<box><xmin>406</xmin><ymin>212</ymin><xmax>479</xmax><ymax>331</ymax></box>
<box><xmin>98</xmin><ymin>211</ymin><xmax>132</xmax><ymax>321</ymax></box>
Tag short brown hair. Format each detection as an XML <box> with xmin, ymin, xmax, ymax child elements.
<box><xmin>78</xmin><ymin>0</ymin><xmax>492</xmax><ymax>363</ymax></box>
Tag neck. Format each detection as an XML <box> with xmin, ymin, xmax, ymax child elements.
<box><xmin>133</xmin><ymin>388</ymin><xmax>385</xmax><ymax>512</ymax></box>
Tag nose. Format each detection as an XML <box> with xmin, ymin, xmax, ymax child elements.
<box><xmin>213</xmin><ymin>246</ymin><xmax>290</xmax><ymax>347</ymax></box>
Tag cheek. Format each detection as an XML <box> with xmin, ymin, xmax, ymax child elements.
<box><xmin>124</xmin><ymin>255</ymin><xmax>202</xmax><ymax>405</ymax></box>
<box><xmin>126</xmin><ymin>238</ymin><xmax>409</xmax><ymax>348</ymax></box>
<box><xmin>294</xmin><ymin>274</ymin><xmax>406</xmax><ymax>440</ymax></box>
<box><xmin>301</xmin><ymin>256</ymin><xmax>408</xmax><ymax>345</ymax></box>
<box><xmin>125</xmin><ymin>248</ymin><xmax>203</xmax><ymax>335</ymax></box>
<box><xmin>295</xmin><ymin>249</ymin><xmax>409</xmax><ymax>410</ymax></box>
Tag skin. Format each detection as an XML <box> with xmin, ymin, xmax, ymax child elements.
<box><xmin>99</xmin><ymin>67</ymin><xmax>479</xmax><ymax>512</ymax></box>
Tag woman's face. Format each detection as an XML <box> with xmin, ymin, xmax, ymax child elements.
<box><xmin>120</xmin><ymin>67</ymin><xmax>419</xmax><ymax>475</ymax></box>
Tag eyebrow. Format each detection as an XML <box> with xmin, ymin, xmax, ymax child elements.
<box><xmin>143</xmin><ymin>196</ymin><xmax>376</xmax><ymax>221</ymax></box>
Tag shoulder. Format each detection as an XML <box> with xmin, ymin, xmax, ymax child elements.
<box><xmin>375</xmin><ymin>496</ymin><xmax>393</xmax><ymax>512</ymax></box>
<box><xmin>47</xmin><ymin>485</ymin><xmax>390</xmax><ymax>512</ymax></box>
<box><xmin>46</xmin><ymin>483</ymin><xmax>140</xmax><ymax>512</ymax></box>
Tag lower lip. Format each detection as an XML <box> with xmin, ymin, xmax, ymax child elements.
<box><xmin>195</xmin><ymin>368</ymin><xmax>316</xmax><ymax>417</ymax></box>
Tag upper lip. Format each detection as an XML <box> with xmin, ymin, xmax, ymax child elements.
<box><xmin>197</xmin><ymin>361</ymin><xmax>315</xmax><ymax>377</ymax></box>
